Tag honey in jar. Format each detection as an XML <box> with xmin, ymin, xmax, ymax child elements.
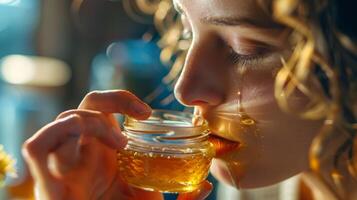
<box><xmin>117</xmin><ymin>109</ymin><xmax>215</xmax><ymax>193</ymax></box>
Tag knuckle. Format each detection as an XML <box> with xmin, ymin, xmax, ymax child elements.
<box><xmin>61</xmin><ymin>113</ymin><xmax>83</xmax><ymax>127</ymax></box>
<box><xmin>116</xmin><ymin>90</ymin><xmax>135</xmax><ymax>98</ymax></box>
<box><xmin>56</xmin><ymin>109</ymin><xmax>77</xmax><ymax>120</ymax></box>
<box><xmin>22</xmin><ymin>114</ymin><xmax>85</xmax><ymax>159</ymax></box>
<box><xmin>61</xmin><ymin>114</ymin><xmax>88</xmax><ymax>135</ymax></box>
<box><xmin>94</xmin><ymin>112</ymin><xmax>107</xmax><ymax>121</ymax></box>
<box><xmin>22</xmin><ymin>138</ymin><xmax>40</xmax><ymax>158</ymax></box>
<box><xmin>85</xmin><ymin>90</ymin><xmax>102</xmax><ymax>101</ymax></box>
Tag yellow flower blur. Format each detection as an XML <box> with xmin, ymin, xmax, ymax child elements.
<box><xmin>0</xmin><ymin>145</ymin><xmax>16</xmax><ymax>187</ymax></box>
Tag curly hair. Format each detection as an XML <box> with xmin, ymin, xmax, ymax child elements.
<box><xmin>272</xmin><ymin>0</ymin><xmax>357</xmax><ymax>198</ymax></box>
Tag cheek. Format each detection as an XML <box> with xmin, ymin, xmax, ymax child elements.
<box><xmin>240</xmin><ymin>69</ymin><xmax>311</xmax><ymax>121</ymax></box>
<box><xmin>211</xmin><ymin>114</ymin><xmax>323</xmax><ymax>188</ymax></box>
<box><xmin>241</xmin><ymin>70</ymin><xmax>322</xmax><ymax>164</ymax></box>
<box><xmin>217</xmin><ymin>70</ymin><xmax>324</xmax><ymax>188</ymax></box>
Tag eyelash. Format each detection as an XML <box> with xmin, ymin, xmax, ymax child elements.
<box><xmin>180</xmin><ymin>29</ymin><xmax>270</xmax><ymax>67</ymax></box>
<box><xmin>227</xmin><ymin>47</ymin><xmax>268</xmax><ymax>67</ymax></box>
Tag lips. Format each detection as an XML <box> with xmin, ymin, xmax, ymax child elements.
<box><xmin>208</xmin><ymin>134</ymin><xmax>240</xmax><ymax>157</ymax></box>
<box><xmin>195</xmin><ymin>108</ymin><xmax>242</xmax><ymax>157</ymax></box>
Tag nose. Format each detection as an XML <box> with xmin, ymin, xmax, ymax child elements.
<box><xmin>174</xmin><ymin>36</ymin><xmax>227</xmax><ymax>107</ymax></box>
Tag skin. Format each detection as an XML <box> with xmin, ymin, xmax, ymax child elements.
<box><xmin>173</xmin><ymin>0</ymin><xmax>324</xmax><ymax>188</ymax></box>
<box><xmin>22</xmin><ymin>0</ymin><xmax>331</xmax><ymax>199</ymax></box>
<box><xmin>22</xmin><ymin>90</ymin><xmax>211</xmax><ymax>200</ymax></box>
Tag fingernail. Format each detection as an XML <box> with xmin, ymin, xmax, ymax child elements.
<box><xmin>130</xmin><ymin>101</ymin><xmax>150</xmax><ymax>115</ymax></box>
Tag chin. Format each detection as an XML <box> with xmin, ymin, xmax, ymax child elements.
<box><xmin>211</xmin><ymin>158</ymin><xmax>303</xmax><ymax>189</ymax></box>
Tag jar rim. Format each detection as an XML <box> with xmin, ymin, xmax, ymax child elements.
<box><xmin>123</xmin><ymin>109</ymin><xmax>209</xmax><ymax>145</ymax></box>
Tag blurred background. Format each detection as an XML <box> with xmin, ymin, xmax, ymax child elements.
<box><xmin>0</xmin><ymin>0</ymin><xmax>302</xmax><ymax>199</ymax></box>
<box><xmin>0</xmin><ymin>0</ymin><xmax>183</xmax><ymax>198</ymax></box>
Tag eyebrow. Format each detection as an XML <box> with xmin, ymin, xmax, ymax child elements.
<box><xmin>200</xmin><ymin>16</ymin><xmax>282</xmax><ymax>29</ymax></box>
<box><xmin>173</xmin><ymin>1</ymin><xmax>283</xmax><ymax>29</ymax></box>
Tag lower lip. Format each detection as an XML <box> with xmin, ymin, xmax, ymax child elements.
<box><xmin>208</xmin><ymin>134</ymin><xmax>240</xmax><ymax>157</ymax></box>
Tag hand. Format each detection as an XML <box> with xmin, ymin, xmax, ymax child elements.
<box><xmin>176</xmin><ymin>181</ymin><xmax>213</xmax><ymax>200</ymax></box>
<box><xmin>22</xmin><ymin>90</ymin><xmax>212</xmax><ymax>200</ymax></box>
<box><xmin>104</xmin><ymin>177</ymin><xmax>212</xmax><ymax>200</ymax></box>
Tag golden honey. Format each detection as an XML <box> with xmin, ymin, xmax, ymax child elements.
<box><xmin>117</xmin><ymin>147</ymin><xmax>213</xmax><ymax>192</ymax></box>
<box><xmin>117</xmin><ymin>110</ymin><xmax>214</xmax><ymax>193</ymax></box>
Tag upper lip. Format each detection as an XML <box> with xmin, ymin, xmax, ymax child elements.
<box><xmin>199</xmin><ymin>109</ymin><xmax>241</xmax><ymax>156</ymax></box>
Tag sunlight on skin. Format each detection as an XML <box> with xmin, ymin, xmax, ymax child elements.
<box><xmin>173</xmin><ymin>0</ymin><xmax>324</xmax><ymax>188</ymax></box>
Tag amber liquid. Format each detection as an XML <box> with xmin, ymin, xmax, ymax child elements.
<box><xmin>117</xmin><ymin>147</ymin><xmax>214</xmax><ymax>193</ymax></box>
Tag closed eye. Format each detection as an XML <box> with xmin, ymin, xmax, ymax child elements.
<box><xmin>227</xmin><ymin>46</ymin><xmax>271</xmax><ymax>67</ymax></box>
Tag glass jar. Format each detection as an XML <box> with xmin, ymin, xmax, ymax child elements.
<box><xmin>117</xmin><ymin>109</ymin><xmax>215</xmax><ymax>193</ymax></box>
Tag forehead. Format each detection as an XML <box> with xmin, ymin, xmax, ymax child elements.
<box><xmin>174</xmin><ymin>0</ymin><xmax>271</xmax><ymax>20</ymax></box>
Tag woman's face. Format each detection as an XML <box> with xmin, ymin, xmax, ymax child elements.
<box><xmin>173</xmin><ymin>0</ymin><xmax>324</xmax><ymax>188</ymax></box>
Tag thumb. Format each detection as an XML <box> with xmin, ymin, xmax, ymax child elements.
<box><xmin>177</xmin><ymin>181</ymin><xmax>212</xmax><ymax>200</ymax></box>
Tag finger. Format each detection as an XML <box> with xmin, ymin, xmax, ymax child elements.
<box><xmin>56</xmin><ymin>109</ymin><xmax>126</xmax><ymax>148</ymax></box>
<box><xmin>64</xmin><ymin>110</ymin><xmax>126</xmax><ymax>149</ymax></box>
<box><xmin>102</xmin><ymin>174</ymin><xmax>164</xmax><ymax>200</ymax></box>
<box><xmin>177</xmin><ymin>181</ymin><xmax>212</xmax><ymax>200</ymax></box>
<box><xmin>57</xmin><ymin>109</ymin><xmax>120</xmax><ymax>136</ymax></box>
<box><xmin>47</xmin><ymin>134</ymin><xmax>80</xmax><ymax>176</ymax></box>
<box><xmin>22</xmin><ymin>115</ymin><xmax>84</xmax><ymax>198</ymax></box>
<box><xmin>129</xmin><ymin>187</ymin><xmax>164</xmax><ymax>200</ymax></box>
<box><xmin>23</xmin><ymin>112</ymin><xmax>125</xmax><ymax>181</ymax></box>
<box><xmin>51</xmin><ymin>110</ymin><xmax>122</xmax><ymax>175</ymax></box>
<box><xmin>78</xmin><ymin>90</ymin><xmax>152</xmax><ymax>120</ymax></box>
